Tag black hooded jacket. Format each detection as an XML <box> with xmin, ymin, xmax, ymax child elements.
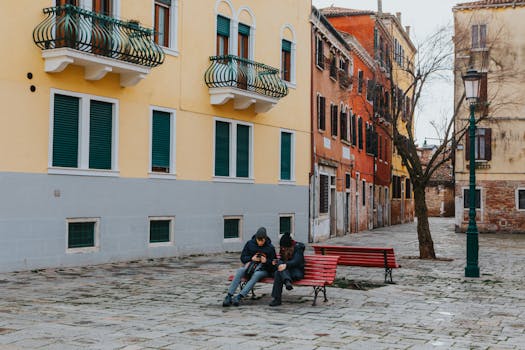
<box><xmin>240</xmin><ymin>235</ymin><xmax>277</xmax><ymax>273</ymax></box>
<box><xmin>281</xmin><ymin>242</ymin><xmax>305</xmax><ymax>280</ymax></box>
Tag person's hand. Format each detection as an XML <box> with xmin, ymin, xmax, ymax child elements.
<box><xmin>252</xmin><ymin>254</ymin><xmax>261</xmax><ymax>262</ymax></box>
<box><xmin>260</xmin><ymin>255</ymin><xmax>267</xmax><ymax>264</ymax></box>
<box><xmin>277</xmin><ymin>263</ymin><xmax>287</xmax><ymax>272</ymax></box>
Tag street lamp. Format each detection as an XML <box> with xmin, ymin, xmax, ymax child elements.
<box><xmin>462</xmin><ymin>67</ymin><xmax>482</xmax><ymax>278</ymax></box>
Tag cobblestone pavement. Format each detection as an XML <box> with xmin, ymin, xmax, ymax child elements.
<box><xmin>0</xmin><ymin>218</ymin><xmax>524</xmax><ymax>349</ymax></box>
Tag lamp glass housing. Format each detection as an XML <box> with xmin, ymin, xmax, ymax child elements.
<box><xmin>463</xmin><ymin>68</ymin><xmax>482</xmax><ymax>102</ymax></box>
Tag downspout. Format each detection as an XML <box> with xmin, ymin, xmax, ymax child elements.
<box><xmin>309</xmin><ymin>22</ymin><xmax>316</xmax><ymax>243</ymax></box>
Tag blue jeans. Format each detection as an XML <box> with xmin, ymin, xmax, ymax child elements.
<box><xmin>228</xmin><ymin>266</ymin><xmax>269</xmax><ymax>297</ymax></box>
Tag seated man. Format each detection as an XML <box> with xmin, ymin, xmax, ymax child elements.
<box><xmin>223</xmin><ymin>227</ymin><xmax>276</xmax><ymax>307</ymax></box>
<box><xmin>269</xmin><ymin>232</ymin><xmax>305</xmax><ymax>306</ymax></box>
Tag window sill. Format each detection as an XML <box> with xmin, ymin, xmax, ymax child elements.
<box><xmin>279</xmin><ymin>180</ymin><xmax>296</xmax><ymax>186</ymax></box>
<box><xmin>213</xmin><ymin>176</ymin><xmax>255</xmax><ymax>184</ymax></box>
<box><xmin>223</xmin><ymin>237</ymin><xmax>242</xmax><ymax>243</ymax></box>
<box><xmin>341</xmin><ymin>140</ymin><xmax>351</xmax><ymax>146</ymax></box>
<box><xmin>67</xmin><ymin>246</ymin><xmax>99</xmax><ymax>254</ymax></box>
<box><xmin>149</xmin><ymin>172</ymin><xmax>177</xmax><ymax>180</ymax></box>
<box><xmin>149</xmin><ymin>241</ymin><xmax>174</xmax><ymax>247</ymax></box>
<box><xmin>316</xmin><ymin>64</ymin><xmax>325</xmax><ymax>71</ymax></box>
<box><xmin>49</xmin><ymin>167</ymin><xmax>119</xmax><ymax>177</ymax></box>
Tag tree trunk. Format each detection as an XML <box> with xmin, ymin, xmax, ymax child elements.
<box><xmin>413</xmin><ymin>184</ymin><xmax>437</xmax><ymax>259</ymax></box>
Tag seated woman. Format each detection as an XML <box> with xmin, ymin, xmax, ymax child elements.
<box><xmin>269</xmin><ymin>232</ymin><xmax>305</xmax><ymax>306</ymax></box>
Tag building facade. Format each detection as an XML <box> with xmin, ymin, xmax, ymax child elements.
<box><xmin>310</xmin><ymin>8</ymin><xmax>354</xmax><ymax>242</ymax></box>
<box><xmin>453</xmin><ymin>0</ymin><xmax>525</xmax><ymax>232</ymax></box>
<box><xmin>381</xmin><ymin>12</ymin><xmax>416</xmax><ymax>225</ymax></box>
<box><xmin>322</xmin><ymin>6</ymin><xmax>393</xmax><ymax>231</ymax></box>
<box><xmin>0</xmin><ymin>0</ymin><xmax>311</xmax><ymax>272</ymax></box>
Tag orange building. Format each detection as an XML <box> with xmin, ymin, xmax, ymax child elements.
<box><xmin>322</xmin><ymin>6</ymin><xmax>393</xmax><ymax>230</ymax></box>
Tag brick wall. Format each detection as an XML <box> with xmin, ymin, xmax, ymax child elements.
<box><xmin>456</xmin><ymin>180</ymin><xmax>525</xmax><ymax>233</ymax></box>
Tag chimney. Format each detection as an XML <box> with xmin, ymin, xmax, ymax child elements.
<box><xmin>396</xmin><ymin>12</ymin><xmax>402</xmax><ymax>24</ymax></box>
<box><xmin>378</xmin><ymin>0</ymin><xmax>383</xmax><ymax>15</ymax></box>
<box><xmin>405</xmin><ymin>26</ymin><xmax>411</xmax><ymax>36</ymax></box>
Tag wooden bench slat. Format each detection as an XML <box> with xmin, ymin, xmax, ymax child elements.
<box><xmin>311</xmin><ymin>244</ymin><xmax>400</xmax><ymax>283</ymax></box>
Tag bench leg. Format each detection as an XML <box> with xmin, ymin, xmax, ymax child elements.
<box><xmin>385</xmin><ymin>267</ymin><xmax>395</xmax><ymax>284</ymax></box>
<box><xmin>311</xmin><ymin>286</ymin><xmax>327</xmax><ymax>306</ymax></box>
<box><xmin>239</xmin><ymin>281</ymin><xmax>257</xmax><ymax>299</ymax></box>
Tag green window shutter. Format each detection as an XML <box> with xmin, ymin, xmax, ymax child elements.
<box><xmin>217</xmin><ymin>15</ymin><xmax>230</xmax><ymax>37</ymax></box>
<box><xmin>279</xmin><ymin>216</ymin><xmax>291</xmax><ymax>235</ymax></box>
<box><xmin>238</xmin><ymin>23</ymin><xmax>250</xmax><ymax>36</ymax></box>
<box><xmin>215</xmin><ymin>121</ymin><xmax>230</xmax><ymax>176</ymax></box>
<box><xmin>89</xmin><ymin>100</ymin><xmax>113</xmax><ymax>170</ymax></box>
<box><xmin>224</xmin><ymin>218</ymin><xmax>239</xmax><ymax>239</ymax></box>
<box><xmin>152</xmin><ymin>111</ymin><xmax>171</xmax><ymax>172</ymax></box>
<box><xmin>53</xmin><ymin>94</ymin><xmax>79</xmax><ymax>168</ymax></box>
<box><xmin>280</xmin><ymin>132</ymin><xmax>291</xmax><ymax>180</ymax></box>
<box><xmin>282</xmin><ymin>39</ymin><xmax>292</xmax><ymax>53</ymax></box>
<box><xmin>68</xmin><ymin>222</ymin><xmax>95</xmax><ymax>248</ymax></box>
<box><xmin>156</xmin><ymin>0</ymin><xmax>171</xmax><ymax>5</ymax></box>
<box><xmin>150</xmin><ymin>220</ymin><xmax>171</xmax><ymax>243</ymax></box>
<box><xmin>236</xmin><ymin>124</ymin><xmax>249</xmax><ymax>178</ymax></box>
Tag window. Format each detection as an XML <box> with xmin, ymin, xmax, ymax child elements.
<box><xmin>279</xmin><ymin>214</ymin><xmax>294</xmax><ymax>236</ymax></box>
<box><xmin>329</xmin><ymin>54</ymin><xmax>337</xmax><ymax>79</ymax></box>
<box><xmin>463</xmin><ymin>188</ymin><xmax>481</xmax><ymax>209</ymax></box>
<box><xmin>405</xmin><ymin>178</ymin><xmax>411</xmax><ymax>199</ymax></box>
<box><xmin>214</xmin><ymin>119</ymin><xmax>252</xmax><ymax>179</ymax></box>
<box><xmin>51</xmin><ymin>91</ymin><xmax>118</xmax><ymax>175</ymax></box>
<box><xmin>471</xmin><ymin>24</ymin><xmax>487</xmax><ymax>49</ymax></box>
<box><xmin>340</xmin><ymin>108</ymin><xmax>348</xmax><ymax>142</ymax></box>
<box><xmin>517</xmin><ymin>189</ymin><xmax>525</xmax><ymax>210</ymax></box>
<box><xmin>392</xmin><ymin>176</ymin><xmax>401</xmax><ymax>199</ymax></box>
<box><xmin>280</xmin><ymin>131</ymin><xmax>294</xmax><ymax>181</ymax></box>
<box><xmin>366</xmin><ymin>79</ymin><xmax>375</xmax><ymax>102</ymax></box>
<box><xmin>357</xmin><ymin>70</ymin><xmax>364</xmax><ymax>94</ymax></box>
<box><xmin>149</xmin><ymin>217</ymin><xmax>174</xmax><ymax>244</ymax></box>
<box><xmin>224</xmin><ymin>216</ymin><xmax>242</xmax><ymax>240</ymax></box>
<box><xmin>465</xmin><ymin>128</ymin><xmax>492</xmax><ymax>161</ymax></box>
<box><xmin>315</xmin><ymin>35</ymin><xmax>324</xmax><ymax>69</ymax></box>
<box><xmin>281</xmin><ymin>39</ymin><xmax>291</xmax><ymax>81</ymax></box>
<box><xmin>476</xmin><ymin>73</ymin><xmax>488</xmax><ymax>115</ymax></box>
<box><xmin>317</xmin><ymin>95</ymin><xmax>326</xmax><ymax>131</ymax></box>
<box><xmin>150</xmin><ymin>108</ymin><xmax>176</xmax><ymax>175</ymax></box>
<box><xmin>238</xmin><ymin>23</ymin><xmax>250</xmax><ymax>59</ymax></box>
<box><xmin>216</xmin><ymin>15</ymin><xmax>230</xmax><ymax>55</ymax></box>
<box><xmin>330</xmin><ymin>104</ymin><xmax>338</xmax><ymax>137</ymax></box>
<box><xmin>67</xmin><ymin>218</ymin><xmax>99</xmax><ymax>251</ymax></box>
<box><xmin>357</xmin><ymin>117</ymin><xmax>363</xmax><ymax>150</ymax></box>
<box><xmin>351</xmin><ymin>113</ymin><xmax>357</xmax><ymax>146</ymax></box>
<box><xmin>362</xmin><ymin>180</ymin><xmax>366</xmax><ymax>206</ymax></box>
<box><xmin>154</xmin><ymin>0</ymin><xmax>177</xmax><ymax>51</ymax></box>
<box><xmin>319</xmin><ymin>174</ymin><xmax>329</xmax><ymax>214</ymax></box>
<box><xmin>345</xmin><ymin>173</ymin><xmax>351</xmax><ymax>190</ymax></box>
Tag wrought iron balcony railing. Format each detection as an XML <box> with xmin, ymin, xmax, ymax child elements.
<box><xmin>204</xmin><ymin>55</ymin><xmax>288</xmax><ymax>99</ymax></box>
<box><xmin>33</xmin><ymin>5</ymin><xmax>164</xmax><ymax>67</ymax></box>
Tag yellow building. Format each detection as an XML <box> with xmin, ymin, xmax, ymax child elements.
<box><xmin>454</xmin><ymin>0</ymin><xmax>525</xmax><ymax>233</ymax></box>
<box><xmin>0</xmin><ymin>0</ymin><xmax>311</xmax><ymax>272</ymax></box>
<box><xmin>381</xmin><ymin>12</ymin><xmax>416</xmax><ymax>224</ymax></box>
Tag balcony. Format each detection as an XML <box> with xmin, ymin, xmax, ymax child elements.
<box><xmin>33</xmin><ymin>5</ymin><xmax>164</xmax><ymax>87</ymax></box>
<box><xmin>204</xmin><ymin>55</ymin><xmax>288</xmax><ymax>113</ymax></box>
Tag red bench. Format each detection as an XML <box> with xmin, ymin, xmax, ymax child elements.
<box><xmin>312</xmin><ymin>244</ymin><xmax>400</xmax><ymax>284</ymax></box>
<box><xmin>228</xmin><ymin>254</ymin><xmax>339</xmax><ymax>306</ymax></box>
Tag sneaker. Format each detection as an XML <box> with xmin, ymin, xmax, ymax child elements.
<box><xmin>284</xmin><ymin>280</ymin><xmax>294</xmax><ymax>291</ymax></box>
<box><xmin>222</xmin><ymin>294</ymin><xmax>232</xmax><ymax>307</ymax></box>
<box><xmin>269</xmin><ymin>298</ymin><xmax>282</xmax><ymax>307</ymax></box>
<box><xmin>232</xmin><ymin>294</ymin><xmax>243</xmax><ymax>306</ymax></box>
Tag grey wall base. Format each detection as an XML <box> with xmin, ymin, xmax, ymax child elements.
<box><xmin>0</xmin><ymin>172</ymin><xmax>308</xmax><ymax>272</ymax></box>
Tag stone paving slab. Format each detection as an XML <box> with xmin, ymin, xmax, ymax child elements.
<box><xmin>0</xmin><ymin>218</ymin><xmax>524</xmax><ymax>349</ymax></box>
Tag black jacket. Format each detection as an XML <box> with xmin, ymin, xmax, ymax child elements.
<box><xmin>282</xmin><ymin>242</ymin><xmax>305</xmax><ymax>280</ymax></box>
<box><xmin>240</xmin><ymin>235</ymin><xmax>277</xmax><ymax>272</ymax></box>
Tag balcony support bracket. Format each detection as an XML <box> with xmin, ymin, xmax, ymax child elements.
<box><xmin>85</xmin><ymin>65</ymin><xmax>112</xmax><ymax>81</ymax></box>
<box><xmin>234</xmin><ymin>96</ymin><xmax>257</xmax><ymax>110</ymax></box>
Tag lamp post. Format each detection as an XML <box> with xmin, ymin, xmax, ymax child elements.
<box><xmin>462</xmin><ymin>68</ymin><xmax>482</xmax><ymax>278</ymax></box>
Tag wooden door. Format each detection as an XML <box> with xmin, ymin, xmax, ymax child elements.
<box><xmin>237</xmin><ymin>32</ymin><xmax>249</xmax><ymax>89</ymax></box>
<box><xmin>55</xmin><ymin>0</ymin><xmax>79</xmax><ymax>49</ymax></box>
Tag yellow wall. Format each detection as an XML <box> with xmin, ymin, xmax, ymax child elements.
<box><xmin>0</xmin><ymin>0</ymin><xmax>311</xmax><ymax>185</ymax></box>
